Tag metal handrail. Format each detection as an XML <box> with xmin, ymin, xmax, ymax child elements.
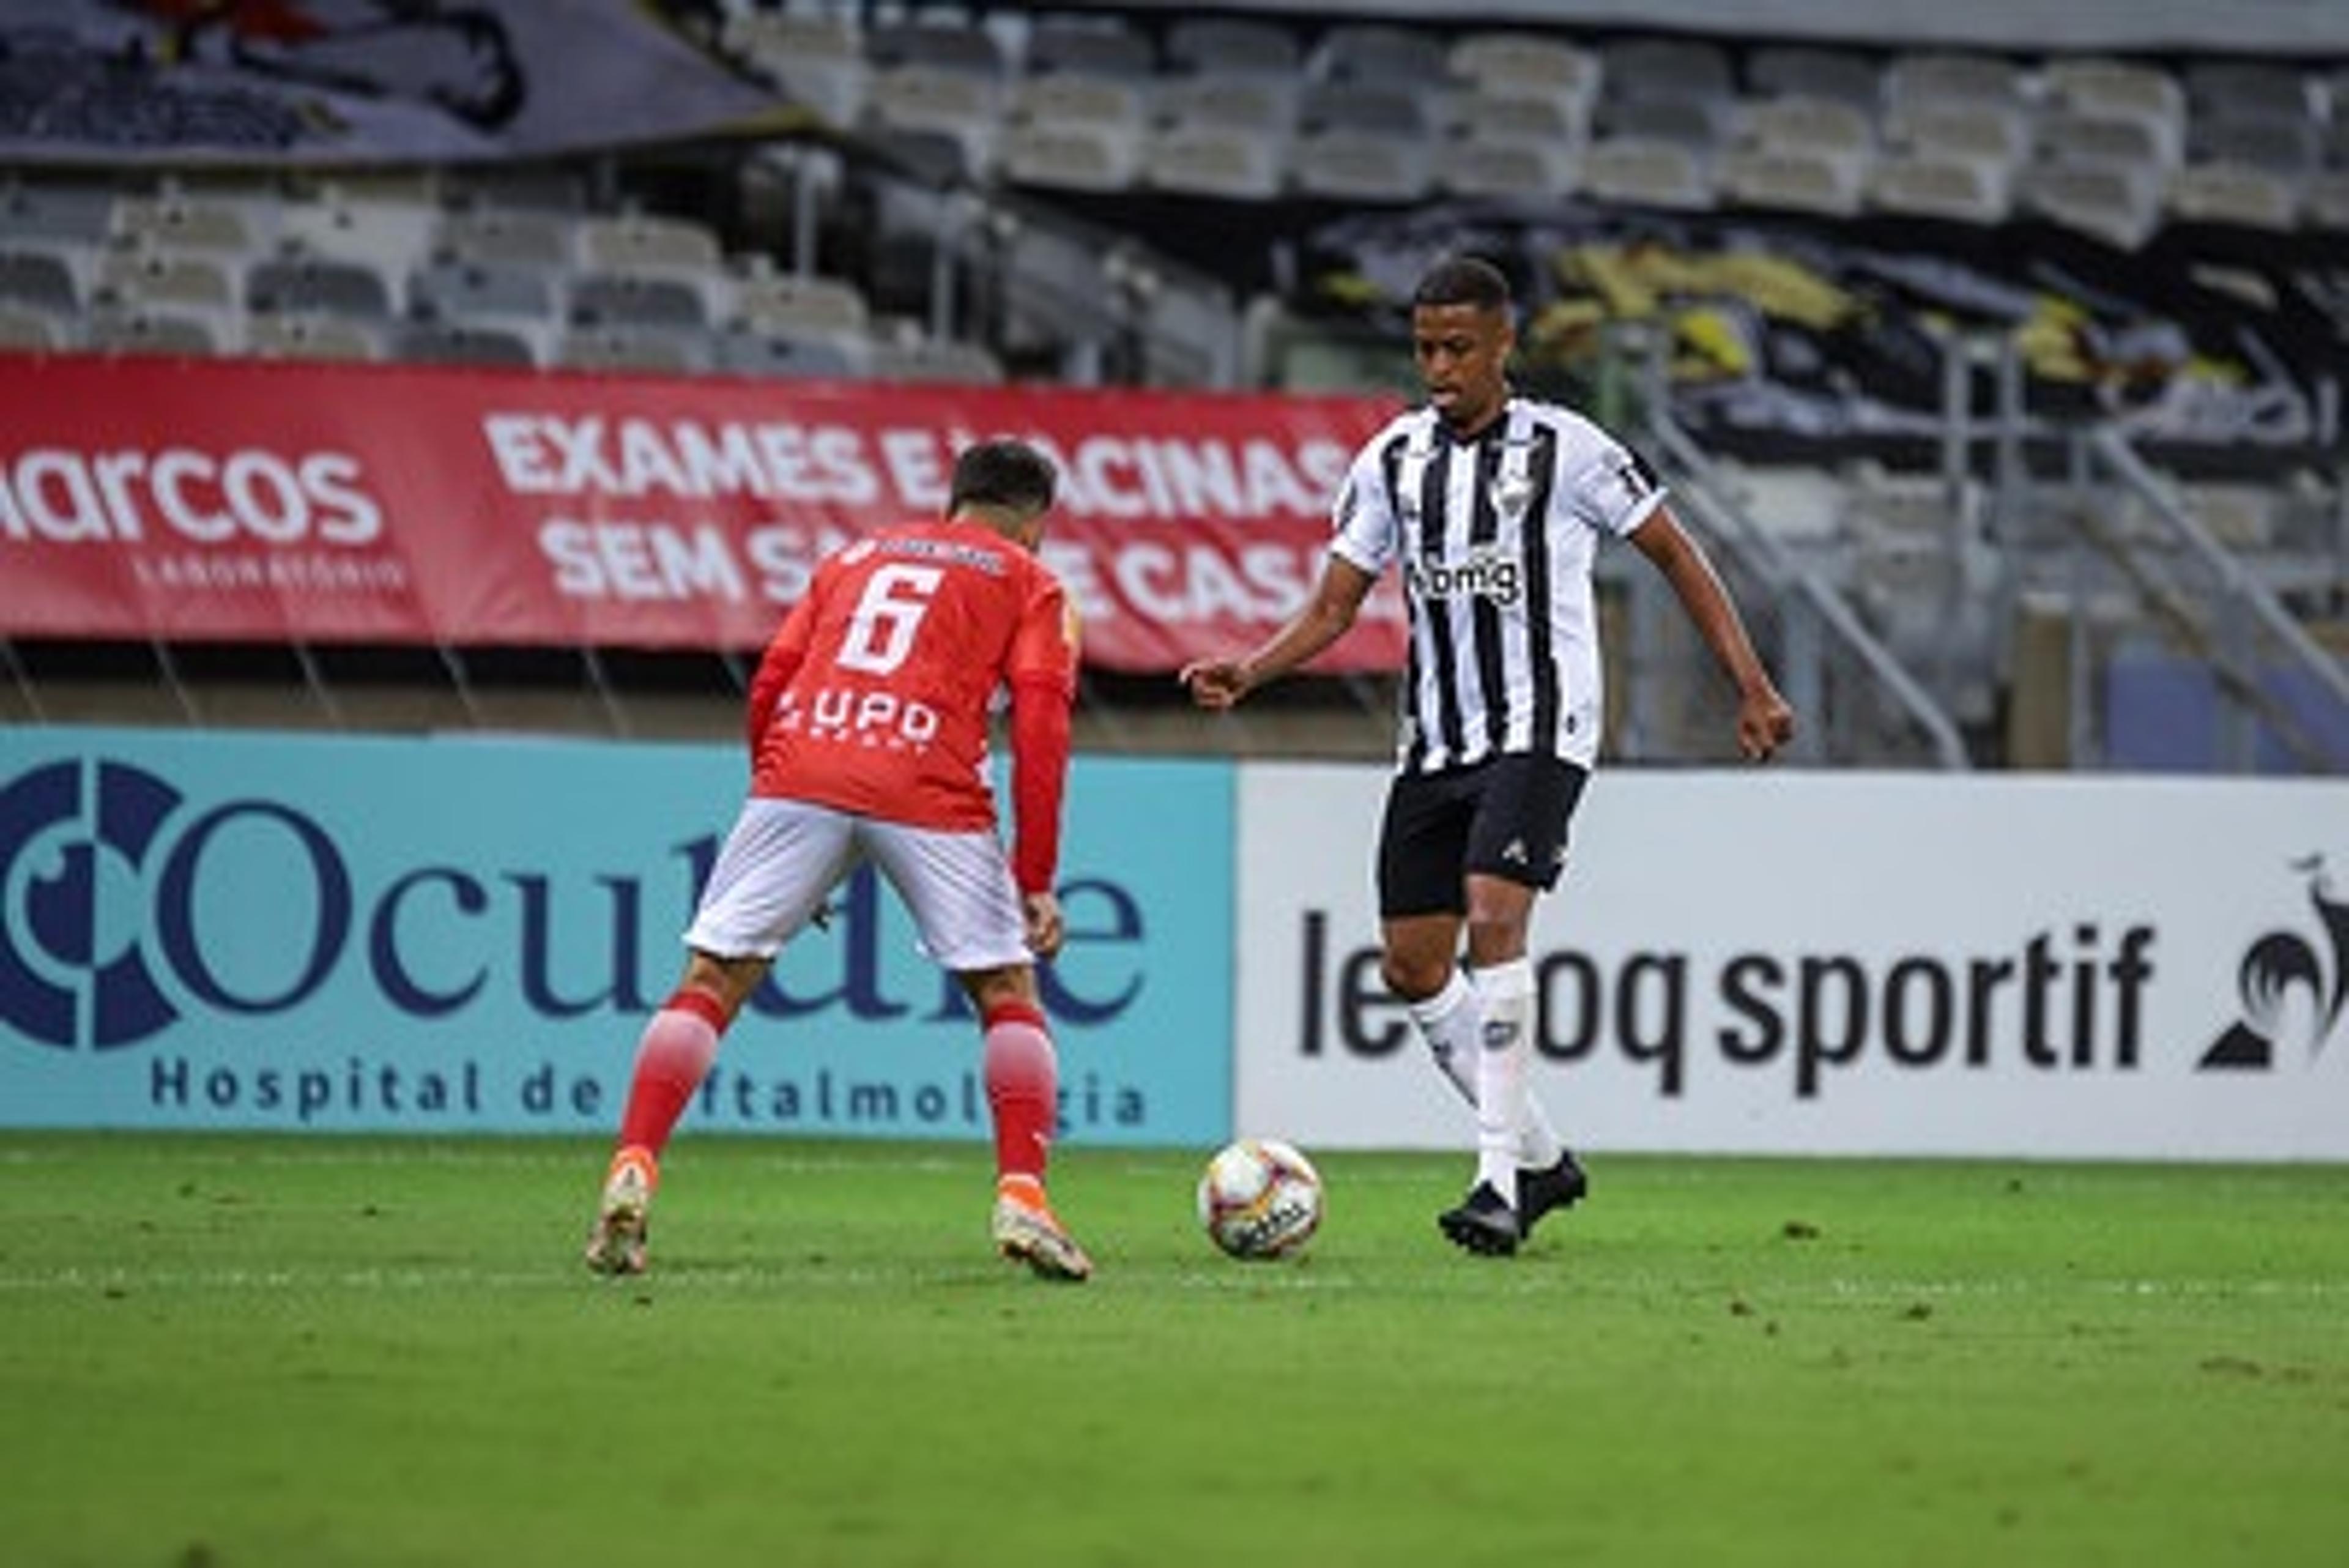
<box><xmin>2085</xmin><ymin>428</ymin><xmax>2349</xmax><ymax>718</ymax></box>
<box><xmin>1646</xmin><ymin>412</ymin><xmax>1973</xmax><ymax>770</ymax></box>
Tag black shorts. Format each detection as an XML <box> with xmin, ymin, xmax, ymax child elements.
<box><xmin>1376</xmin><ymin>754</ymin><xmax>1590</xmax><ymax>918</ymax></box>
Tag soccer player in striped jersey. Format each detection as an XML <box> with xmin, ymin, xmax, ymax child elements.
<box><xmin>1184</xmin><ymin>255</ymin><xmax>1794</xmax><ymax>1257</ymax></box>
<box><xmin>586</xmin><ymin>439</ymin><xmax>1094</xmax><ymax>1281</ymax></box>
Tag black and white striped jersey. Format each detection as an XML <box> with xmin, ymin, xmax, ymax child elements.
<box><xmin>1330</xmin><ymin>395</ymin><xmax>1666</xmax><ymax>774</ymax></box>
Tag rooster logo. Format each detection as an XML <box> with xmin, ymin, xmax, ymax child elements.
<box><xmin>2200</xmin><ymin>855</ymin><xmax>2349</xmax><ymax>1070</ymax></box>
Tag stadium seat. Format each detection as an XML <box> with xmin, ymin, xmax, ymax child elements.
<box><xmin>865</xmin><ymin>333</ymin><xmax>1005</xmax><ymax>384</ymax></box>
<box><xmin>2165</xmin><ymin>162</ymin><xmax>2300</xmax><ymax>229</ymax></box>
<box><xmin>1299</xmin><ymin>81</ymin><xmax>1433</xmax><ymax>139</ymax></box>
<box><xmin>390</xmin><ymin>320</ymin><xmax>540</xmax><ymax>368</ymax></box>
<box><xmin>1291</xmin><ymin>128</ymin><xmax>1434</xmax><ymax>204</ymax></box>
<box><xmin>2037</xmin><ymin>109</ymin><xmax>2179</xmax><ymax>174</ymax></box>
<box><xmin>2184</xmin><ymin>60</ymin><xmax>2312</xmax><ymax>125</ymax></box>
<box><xmin>82</xmin><ymin>308</ymin><xmax>225</xmax><ymax>357</ymax></box>
<box><xmin>303</xmin><ymin>168</ymin><xmax>442</xmax><ymax>207</ymax></box>
<box><xmin>0</xmin><ymin>303</ymin><xmax>59</xmax><ymax>351</ymax></box>
<box><xmin>0</xmin><ymin>181</ymin><xmax>118</xmax><ymax>245</ymax></box>
<box><xmin>443</xmin><ymin>166</ymin><xmax>590</xmax><ymax>213</ymax></box>
<box><xmin>1436</xmin><ymin>136</ymin><xmax>1579</xmax><ymax>200</ymax></box>
<box><xmin>1312</xmin><ymin>23</ymin><xmax>1447</xmax><ymax>87</ymax></box>
<box><xmin>1012</xmin><ymin>71</ymin><xmax>1148</xmax><ymax>135</ymax></box>
<box><xmin>1154</xmin><ymin>76</ymin><xmax>1297</xmax><ymax>136</ymax></box>
<box><xmin>705</xmin><ymin>329</ymin><xmax>866</xmax><ymax>379</ymax></box>
<box><xmin>1886</xmin><ymin>100</ymin><xmax>2033</xmax><ymax>169</ymax></box>
<box><xmin>1885</xmin><ymin>51</ymin><xmax>2026</xmax><ymax>113</ymax></box>
<box><xmin>862</xmin><ymin>126</ymin><xmax>975</xmax><ymax>189</ymax></box>
<box><xmin>245</xmin><ymin>313</ymin><xmax>382</xmax><ymax>363</ymax></box>
<box><xmin>864</xmin><ymin>64</ymin><xmax>1006</xmax><ymax>179</ymax></box>
<box><xmin>1598</xmin><ymin>94</ymin><xmax>1731</xmax><ymax>152</ymax></box>
<box><xmin>867</xmin><ymin>20</ymin><xmax>1005</xmax><ymax>76</ymax></box>
<box><xmin>0</xmin><ymin>248</ymin><xmax>81</xmax><ymax>317</ymax></box>
<box><xmin>1867</xmin><ymin>153</ymin><xmax>2013</xmax><ymax>223</ymax></box>
<box><xmin>2307</xmin><ymin>171</ymin><xmax>2349</xmax><ymax>230</ymax></box>
<box><xmin>1740</xmin><ymin>95</ymin><xmax>1876</xmax><ymax>160</ymax></box>
<box><xmin>2190</xmin><ymin>114</ymin><xmax>2323</xmax><ymax>176</ymax></box>
<box><xmin>406</xmin><ymin>258</ymin><xmax>558</xmax><ymax>326</ymax></box>
<box><xmin>1580</xmin><ymin>137</ymin><xmax>1717</xmax><ymax>210</ymax></box>
<box><xmin>2043</xmin><ymin>60</ymin><xmax>2185</xmax><ymax>146</ymax></box>
<box><xmin>1448</xmin><ymin>32</ymin><xmax>1601</xmax><ymax>114</ymax></box>
<box><xmin>1603</xmin><ymin>37</ymin><xmax>1737</xmax><ymax>104</ymax></box>
<box><xmin>111</xmin><ymin>192</ymin><xmax>267</xmax><ymax>257</ymax></box>
<box><xmin>2017</xmin><ymin>162</ymin><xmax>2161</xmax><ymax>248</ymax></box>
<box><xmin>436</xmin><ymin>208</ymin><xmax>576</xmax><ymax>269</ymax></box>
<box><xmin>1719</xmin><ymin>147</ymin><xmax>1866</xmax><ymax>216</ymax></box>
<box><xmin>728</xmin><ymin>10</ymin><xmax>869</xmax><ymax>127</ymax></box>
<box><xmin>730</xmin><ymin>268</ymin><xmax>870</xmax><ymax>338</ymax></box>
<box><xmin>1001</xmin><ymin>121</ymin><xmax>1144</xmax><ymax>193</ymax></box>
<box><xmin>1746</xmin><ymin>46</ymin><xmax>1884</xmax><ymax>114</ymax></box>
<box><xmin>557</xmin><ymin>326</ymin><xmax>707</xmax><ymax>376</ymax></box>
<box><xmin>96</xmin><ymin>250</ymin><xmax>236</xmax><ymax>311</ymax></box>
<box><xmin>1165</xmin><ymin>17</ymin><xmax>1301</xmax><ymax>79</ymax></box>
<box><xmin>1452</xmin><ymin>92</ymin><xmax>1584</xmax><ymax>148</ymax></box>
<box><xmin>1145</xmin><ymin>125</ymin><xmax>1285</xmax><ymax>200</ymax></box>
<box><xmin>576</xmin><ymin>213</ymin><xmax>725</xmax><ymax>276</ymax></box>
<box><xmin>1001</xmin><ymin>73</ymin><xmax>1148</xmax><ymax>191</ymax></box>
<box><xmin>1025</xmin><ymin>17</ymin><xmax>1156</xmax><ymax>80</ymax></box>
<box><xmin>276</xmin><ymin>194</ymin><xmax>440</xmax><ymax>272</ymax></box>
<box><xmin>567</xmin><ymin>273</ymin><xmax>709</xmax><ymax>332</ymax></box>
<box><xmin>245</xmin><ymin>257</ymin><xmax>396</xmax><ymax>321</ymax></box>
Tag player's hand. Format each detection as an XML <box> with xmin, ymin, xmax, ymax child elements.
<box><xmin>1022</xmin><ymin>890</ymin><xmax>1065</xmax><ymax>960</ymax></box>
<box><xmin>1179</xmin><ymin>657</ymin><xmax>1249</xmax><ymax>710</ymax></box>
<box><xmin>1737</xmin><ymin>683</ymin><xmax>1796</xmax><ymax>762</ymax></box>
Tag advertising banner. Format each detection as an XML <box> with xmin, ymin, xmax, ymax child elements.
<box><xmin>1237</xmin><ymin>764</ymin><xmax>2349</xmax><ymax>1161</ymax></box>
<box><xmin>0</xmin><ymin>357</ymin><xmax>1404</xmax><ymax>673</ymax></box>
<box><xmin>0</xmin><ymin>729</ymin><xmax>1233</xmax><ymax>1144</ymax></box>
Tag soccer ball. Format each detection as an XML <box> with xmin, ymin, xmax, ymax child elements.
<box><xmin>1196</xmin><ymin>1138</ymin><xmax>1324</xmax><ymax>1260</ymax></box>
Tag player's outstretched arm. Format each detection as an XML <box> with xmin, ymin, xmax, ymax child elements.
<box><xmin>1179</xmin><ymin>555</ymin><xmax>1378</xmax><ymax>710</ymax></box>
<box><xmin>1629</xmin><ymin>507</ymin><xmax>1795</xmax><ymax>762</ymax></box>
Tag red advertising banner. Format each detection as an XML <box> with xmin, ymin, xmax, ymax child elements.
<box><xmin>0</xmin><ymin>355</ymin><xmax>1408</xmax><ymax>672</ymax></box>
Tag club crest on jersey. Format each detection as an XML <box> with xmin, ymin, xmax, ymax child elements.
<box><xmin>1493</xmin><ymin>471</ymin><xmax>1534</xmax><ymax>516</ymax></box>
<box><xmin>1406</xmin><ymin>544</ymin><xmax>1522</xmax><ymax>608</ymax></box>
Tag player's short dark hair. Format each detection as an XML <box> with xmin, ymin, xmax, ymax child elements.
<box><xmin>1412</xmin><ymin>255</ymin><xmax>1513</xmax><ymax>314</ymax></box>
<box><xmin>948</xmin><ymin>438</ymin><xmax>1058</xmax><ymax>516</ymax></box>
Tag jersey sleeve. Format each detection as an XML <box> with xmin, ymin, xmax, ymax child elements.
<box><xmin>1565</xmin><ymin>436</ymin><xmax>1669</xmax><ymax>539</ymax></box>
<box><xmin>744</xmin><ymin>578</ymin><xmax>822</xmax><ymax>758</ymax></box>
<box><xmin>1004</xmin><ymin>565</ymin><xmax>1079</xmax><ymax>696</ymax></box>
<box><xmin>1329</xmin><ymin>428</ymin><xmax>1403</xmax><ymax>576</ymax></box>
<box><xmin>1005</xmin><ymin>563</ymin><xmax>1077</xmax><ymax>894</ymax></box>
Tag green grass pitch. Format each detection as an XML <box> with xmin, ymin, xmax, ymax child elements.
<box><xmin>3</xmin><ymin>1134</ymin><xmax>2345</xmax><ymax>1568</ymax></box>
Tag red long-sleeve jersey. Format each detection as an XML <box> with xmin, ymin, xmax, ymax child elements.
<box><xmin>743</xmin><ymin>521</ymin><xmax>1077</xmax><ymax>894</ymax></box>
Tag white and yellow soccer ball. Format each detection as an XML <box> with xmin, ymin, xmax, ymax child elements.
<box><xmin>1196</xmin><ymin>1137</ymin><xmax>1324</xmax><ymax>1260</ymax></box>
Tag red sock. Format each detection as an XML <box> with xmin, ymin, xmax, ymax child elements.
<box><xmin>982</xmin><ymin>1000</ymin><xmax>1057</xmax><ymax>1184</ymax></box>
<box><xmin>616</xmin><ymin>987</ymin><xmax>727</xmax><ymax>1158</ymax></box>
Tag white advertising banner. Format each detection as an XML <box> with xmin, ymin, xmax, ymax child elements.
<box><xmin>1236</xmin><ymin>765</ymin><xmax>2349</xmax><ymax>1161</ymax></box>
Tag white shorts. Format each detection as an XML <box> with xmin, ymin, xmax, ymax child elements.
<box><xmin>683</xmin><ymin>797</ymin><xmax>1031</xmax><ymax>973</ymax></box>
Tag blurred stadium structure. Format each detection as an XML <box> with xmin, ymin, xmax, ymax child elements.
<box><xmin>0</xmin><ymin>0</ymin><xmax>2343</xmax><ymax>773</ymax></box>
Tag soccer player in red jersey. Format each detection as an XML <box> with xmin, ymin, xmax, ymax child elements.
<box><xmin>585</xmin><ymin>439</ymin><xmax>1093</xmax><ymax>1280</ymax></box>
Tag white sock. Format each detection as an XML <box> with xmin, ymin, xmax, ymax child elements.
<box><xmin>1408</xmin><ymin>970</ymin><xmax>1481</xmax><ymax>1104</ymax></box>
<box><xmin>1409</xmin><ymin>966</ymin><xmax>1564</xmax><ymax>1173</ymax></box>
<box><xmin>1473</xmin><ymin>959</ymin><xmax>1535</xmax><ymax>1203</ymax></box>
